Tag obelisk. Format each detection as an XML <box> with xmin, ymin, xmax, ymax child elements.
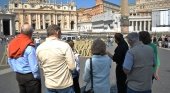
<box><xmin>120</xmin><ymin>0</ymin><xmax>129</xmax><ymax>34</ymax></box>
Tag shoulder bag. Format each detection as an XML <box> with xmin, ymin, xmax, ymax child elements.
<box><xmin>83</xmin><ymin>58</ymin><xmax>94</xmax><ymax>93</ymax></box>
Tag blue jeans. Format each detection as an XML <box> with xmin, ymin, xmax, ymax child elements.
<box><xmin>46</xmin><ymin>86</ymin><xmax>74</xmax><ymax>93</ymax></box>
<box><xmin>127</xmin><ymin>87</ymin><xmax>151</xmax><ymax>93</ymax></box>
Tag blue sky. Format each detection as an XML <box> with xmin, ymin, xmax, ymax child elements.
<box><xmin>76</xmin><ymin>0</ymin><xmax>135</xmax><ymax>8</ymax></box>
<box><xmin>0</xmin><ymin>0</ymin><xmax>135</xmax><ymax>8</ymax></box>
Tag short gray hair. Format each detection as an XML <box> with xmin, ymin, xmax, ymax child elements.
<box><xmin>91</xmin><ymin>38</ymin><xmax>106</xmax><ymax>56</ymax></box>
<box><xmin>21</xmin><ymin>22</ymin><xmax>34</xmax><ymax>36</ymax></box>
<box><xmin>126</xmin><ymin>32</ymin><xmax>139</xmax><ymax>42</ymax></box>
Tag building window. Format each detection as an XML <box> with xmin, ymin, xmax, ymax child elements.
<box><xmin>31</xmin><ymin>4</ymin><xmax>35</xmax><ymax>8</ymax></box>
<box><xmin>71</xmin><ymin>6</ymin><xmax>73</xmax><ymax>10</ymax></box>
<box><xmin>41</xmin><ymin>25</ymin><xmax>43</xmax><ymax>29</ymax></box>
<box><xmin>64</xmin><ymin>22</ymin><xmax>67</xmax><ymax>28</ymax></box>
<box><xmin>58</xmin><ymin>21</ymin><xmax>61</xmax><ymax>28</ymax></box>
<box><xmin>71</xmin><ymin>21</ymin><xmax>74</xmax><ymax>30</ymax></box>
<box><xmin>15</xmin><ymin>3</ymin><xmax>18</xmax><ymax>7</ymax></box>
<box><xmin>57</xmin><ymin>5</ymin><xmax>60</xmax><ymax>9</ymax></box>
<box><xmin>58</xmin><ymin>15</ymin><xmax>61</xmax><ymax>20</ymax></box>
<box><xmin>32</xmin><ymin>23</ymin><xmax>36</xmax><ymax>29</ymax></box>
<box><xmin>45</xmin><ymin>23</ymin><xmax>48</xmax><ymax>29</ymax></box>
<box><xmin>130</xmin><ymin>21</ymin><xmax>132</xmax><ymax>26</ymax></box>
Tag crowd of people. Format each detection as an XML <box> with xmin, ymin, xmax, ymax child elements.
<box><xmin>7</xmin><ymin>23</ymin><xmax>160</xmax><ymax>93</ymax></box>
<box><xmin>152</xmin><ymin>34</ymin><xmax>170</xmax><ymax>48</ymax></box>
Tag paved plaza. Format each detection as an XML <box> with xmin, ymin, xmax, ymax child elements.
<box><xmin>0</xmin><ymin>43</ymin><xmax>170</xmax><ymax>93</ymax></box>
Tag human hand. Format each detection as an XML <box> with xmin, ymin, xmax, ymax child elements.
<box><xmin>154</xmin><ymin>73</ymin><xmax>160</xmax><ymax>80</ymax></box>
<box><xmin>106</xmin><ymin>51</ymin><xmax>113</xmax><ymax>58</ymax></box>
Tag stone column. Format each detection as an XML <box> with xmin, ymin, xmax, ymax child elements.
<box><xmin>15</xmin><ymin>22</ymin><xmax>19</xmax><ymax>31</ymax></box>
<box><xmin>136</xmin><ymin>21</ymin><xmax>138</xmax><ymax>31</ymax></box>
<box><xmin>38</xmin><ymin>14</ymin><xmax>41</xmax><ymax>29</ymax></box>
<box><xmin>121</xmin><ymin>0</ymin><xmax>129</xmax><ymax>34</ymax></box>
<box><xmin>20</xmin><ymin>14</ymin><xmax>24</xmax><ymax>27</ymax></box>
<box><xmin>0</xmin><ymin>19</ymin><xmax>3</xmax><ymax>35</ymax></box>
<box><xmin>144</xmin><ymin>21</ymin><xmax>146</xmax><ymax>31</ymax></box>
<box><xmin>148</xmin><ymin>20</ymin><xmax>151</xmax><ymax>31</ymax></box>
<box><xmin>10</xmin><ymin>19</ymin><xmax>13</xmax><ymax>35</ymax></box>
<box><xmin>36</xmin><ymin>14</ymin><xmax>38</xmax><ymax>29</ymax></box>
<box><xmin>49</xmin><ymin>14</ymin><xmax>51</xmax><ymax>25</ymax></box>
<box><xmin>42</xmin><ymin>14</ymin><xmax>45</xmax><ymax>29</ymax></box>
<box><xmin>61</xmin><ymin>15</ymin><xmax>64</xmax><ymax>30</ymax></box>
<box><xmin>53</xmin><ymin>14</ymin><xmax>55</xmax><ymax>24</ymax></box>
<box><xmin>67</xmin><ymin>14</ymin><xmax>70</xmax><ymax>30</ymax></box>
<box><xmin>74</xmin><ymin>14</ymin><xmax>77</xmax><ymax>31</ymax></box>
<box><xmin>132</xmin><ymin>21</ymin><xmax>134</xmax><ymax>31</ymax></box>
<box><xmin>55</xmin><ymin>14</ymin><xmax>58</xmax><ymax>25</ymax></box>
<box><xmin>140</xmin><ymin>21</ymin><xmax>142</xmax><ymax>31</ymax></box>
<box><xmin>28</xmin><ymin>14</ymin><xmax>31</xmax><ymax>25</ymax></box>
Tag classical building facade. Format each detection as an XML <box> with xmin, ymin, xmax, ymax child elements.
<box><xmin>92</xmin><ymin>11</ymin><xmax>121</xmax><ymax>32</ymax></box>
<box><xmin>152</xmin><ymin>9</ymin><xmax>170</xmax><ymax>32</ymax></box>
<box><xmin>77</xmin><ymin>0</ymin><xmax>120</xmax><ymax>32</ymax></box>
<box><xmin>129</xmin><ymin>0</ymin><xmax>170</xmax><ymax>32</ymax></box>
<box><xmin>8</xmin><ymin>0</ymin><xmax>77</xmax><ymax>33</ymax></box>
<box><xmin>0</xmin><ymin>10</ymin><xmax>15</xmax><ymax>36</ymax></box>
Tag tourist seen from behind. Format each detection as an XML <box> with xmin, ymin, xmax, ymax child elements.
<box><xmin>139</xmin><ymin>31</ymin><xmax>160</xmax><ymax>80</ymax></box>
<box><xmin>83</xmin><ymin>39</ymin><xmax>112</xmax><ymax>93</ymax></box>
<box><xmin>123</xmin><ymin>32</ymin><xmax>155</xmax><ymax>93</ymax></box>
<box><xmin>7</xmin><ymin>23</ymin><xmax>41</xmax><ymax>93</ymax></box>
<box><xmin>36</xmin><ymin>24</ymin><xmax>75</xmax><ymax>93</ymax></box>
<box><xmin>66</xmin><ymin>39</ymin><xmax>81</xmax><ymax>93</ymax></box>
<box><xmin>107</xmin><ymin>33</ymin><xmax>129</xmax><ymax>93</ymax></box>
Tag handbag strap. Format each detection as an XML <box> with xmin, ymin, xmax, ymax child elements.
<box><xmin>90</xmin><ymin>58</ymin><xmax>93</xmax><ymax>89</ymax></box>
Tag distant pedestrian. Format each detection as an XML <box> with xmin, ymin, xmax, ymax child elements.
<box><xmin>83</xmin><ymin>39</ymin><xmax>112</xmax><ymax>93</ymax></box>
<box><xmin>139</xmin><ymin>31</ymin><xmax>160</xmax><ymax>80</ymax></box>
<box><xmin>34</xmin><ymin>35</ymin><xmax>41</xmax><ymax>49</ymax></box>
<box><xmin>164</xmin><ymin>35</ymin><xmax>168</xmax><ymax>48</ymax></box>
<box><xmin>36</xmin><ymin>24</ymin><xmax>75</xmax><ymax>93</ymax></box>
<box><xmin>66</xmin><ymin>39</ymin><xmax>81</xmax><ymax>93</ymax></box>
<box><xmin>107</xmin><ymin>37</ymin><xmax>111</xmax><ymax>47</ymax></box>
<box><xmin>108</xmin><ymin>33</ymin><xmax>129</xmax><ymax>93</ymax></box>
<box><xmin>152</xmin><ymin>35</ymin><xmax>157</xmax><ymax>45</ymax></box>
<box><xmin>0</xmin><ymin>37</ymin><xmax>2</xmax><ymax>44</ymax></box>
<box><xmin>7</xmin><ymin>23</ymin><xmax>41</xmax><ymax>93</ymax></box>
<box><xmin>123</xmin><ymin>32</ymin><xmax>155</xmax><ymax>93</ymax></box>
<box><xmin>168</xmin><ymin>36</ymin><xmax>170</xmax><ymax>48</ymax></box>
<box><xmin>158</xmin><ymin>36</ymin><xmax>162</xmax><ymax>47</ymax></box>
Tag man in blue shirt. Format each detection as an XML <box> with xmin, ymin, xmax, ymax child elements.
<box><xmin>8</xmin><ymin>23</ymin><xmax>41</xmax><ymax>93</ymax></box>
<box><xmin>123</xmin><ymin>32</ymin><xmax>154</xmax><ymax>93</ymax></box>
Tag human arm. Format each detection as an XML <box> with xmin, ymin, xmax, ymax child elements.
<box><xmin>106</xmin><ymin>51</ymin><xmax>113</xmax><ymax>59</ymax></box>
<box><xmin>106</xmin><ymin>47</ymin><xmax>121</xmax><ymax>63</ymax></box>
<box><xmin>154</xmin><ymin>50</ymin><xmax>160</xmax><ymax>80</ymax></box>
<box><xmin>65</xmin><ymin>45</ymin><xmax>76</xmax><ymax>71</ymax></box>
<box><xmin>27</xmin><ymin>46</ymin><xmax>40</xmax><ymax>79</ymax></box>
<box><xmin>83</xmin><ymin>59</ymin><xmax>90</xmax><ymax>82</ymax></box>
<box><xmin>123</xmin><ymin>52</ymin><xmax>134</xmax><ymax>74</ymax></box>
<box><xmin>75</xmin><ymin>53</ymin><xmax>80</xmax><ymax>72</ymax></box>
<box><xmin>112</xmin><ymin>46</ymin><xmax>125</xmax><ymax>64</ymax></box>
<box><xmin>152</xmin><ymin>44</ymin><xmax>160</xmax><ymax>80</ymax></box>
